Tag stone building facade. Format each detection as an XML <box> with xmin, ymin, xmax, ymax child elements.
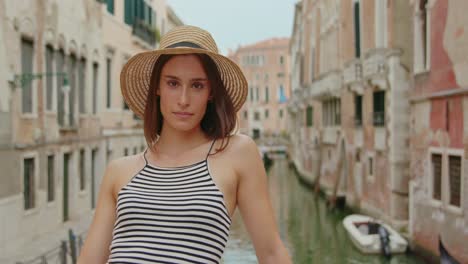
<box><xmin>289</xmin><ymin>0</ymin><xmax>413</xmax><ymax>226</ymax></box>
<box><xmin>229</xmin><ymin>38</ymin><xmax>291</xmax><ymax>139</ymax></box>
<box><xmin>289</xmin><ymin>0</ymin><xmax>468</xmax><ymax>261</ymax></box>
<box><xmin>408</xmin><ymin>0</ymin><xmax>468</xmax><ymax>262</ymax></box>
<box><xmin>0</xmin><ymin>0</ymin><xmax>181</xmax><ymax>262</ymax></box>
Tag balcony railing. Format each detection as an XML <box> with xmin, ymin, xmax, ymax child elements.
<box><xmin>309</xmin><ymin>70</ymin><xmax>342</xmax><ymax>100</ymax></box>
<box><xmin>132</xmin><ymin>19</ymin><xmax>158</xmax><ymax>46</ymax></box>
<box><xmin>363</xmin><ymin>48</ymin><xmax>388</xmax><ymax>79</ymax></box>
<box><xmin>343</xmin><ymin>59</ymin><xmax>363</xmax><ymax>85</ymax></box>
<box><xmin>373</xmin><ymin>111</ymin><xmax>385</xmax><ymax>126</ymax></box>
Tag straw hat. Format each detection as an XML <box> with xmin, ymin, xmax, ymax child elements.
<box><xmin>120</xmin><ymin>25</ymin><xmax>248</xmax><ymax>119</ymax></box>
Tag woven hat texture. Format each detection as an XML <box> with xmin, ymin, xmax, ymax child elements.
<box><xmin>120</xmin><ymin>25</ymin><xmax>248</xmax><ymax>118</ymax></box>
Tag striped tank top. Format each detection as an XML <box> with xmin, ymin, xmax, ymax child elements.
<box><xmin>107</xmin><ymin>140</ymin><xmax>232</xmax><ymax>263</ymax></box>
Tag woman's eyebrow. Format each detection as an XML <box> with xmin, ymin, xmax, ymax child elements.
<box><xmin>163</xmin><ymin>75</ymin><xmax>208</xmax><ymax>82</ymax></box>
<box><xmin>191</xmin><ymin>78</ymin><xmax>208</xmax><ymax>82</ymax></box>
<box><xmin>162</xmin><ymin>75</ymin><xmax>180</xmax><ymax>80</ymax></box>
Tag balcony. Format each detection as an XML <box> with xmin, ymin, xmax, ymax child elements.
<box><xmin>373</xmin><ymin>111</ymin><xmax>385</xmax><ymax>126</ymax></box>
<box><xmin>309</xmin><ymin>70</ymin><xmax>342</xmax><ymax>100</ymax></box>
<box><xmin>363</xmin><ymin>48</ymin><xmax>389</xmax><ymax>79</ymax></box>
<box><xmin>287</xmin><ymin>89</ymin><xmax>303</xmax><ymax>113</ymax></box>
<box><xmin>343</xmin><ymin>59</ymin><xmax>363</xmax><ymax>85</ymax></box>
<box><xmin>132</xmin><ymin>19</ymin><xmax>158</xmax><ymax>47</ymax></box>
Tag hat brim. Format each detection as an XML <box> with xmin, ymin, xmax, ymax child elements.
<box><xmin>120</xmin><ymin>47</ymin><xmax>248</xmax><ymax>119</ymax></box>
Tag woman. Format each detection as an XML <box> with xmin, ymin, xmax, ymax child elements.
<box><xmin>78</xmin><ymin>25</ymin><xmax>292</xmax><ymax>264</ymax></box>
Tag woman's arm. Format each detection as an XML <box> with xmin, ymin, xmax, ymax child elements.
<box><xmin>77</xmin><ymin>160</ymin><xmax>118</xmax><ymax>264</ymax></box>
<box><xmin>234</xmin><ymin>135</ymin><xmax>292</xmax><ymax>264</ymax></box>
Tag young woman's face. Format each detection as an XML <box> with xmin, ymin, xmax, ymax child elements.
<box><xmin>157</xmin><ymin>55</ymin><xmax>212</xmax><ymax>133</ymax></box>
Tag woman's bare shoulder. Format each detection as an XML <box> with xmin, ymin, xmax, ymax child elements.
<box><xmin>221</xmin><ymin>134</ymin><xmax>260</xmax><ymax>165</ymax></box>
<box><xmin>228</xmin><ymin>133</ymin><xmax>258</xmax><ymax>152</ymax></box>
<box><xmin>107</xmin><ymin>153</ymin><xmax>146</xmax><ymax>174</ymax></box>
<box><xmin>104</xmin><ymin>153</ymin><xmax>146</xmax><ymax>193</ymax></box>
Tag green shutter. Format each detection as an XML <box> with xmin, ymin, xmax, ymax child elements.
<box><xmin>354</xmin><ymin>2</ymin><xmax>361</xmax><ymax>58</ymax></box>
<box><xmin>107</xmin><ymin>0</ymin><xmax>114</xmax><ymax>14</ymax></box>
<box><xmin>306</xmin><ymin>106</ymin><xmax>313</xmax><ymax>127</ymax></box>
<box><xmin>124</xmin><ymin>0</ymin><xmax>131</xmax><ymax>25</ymax></box>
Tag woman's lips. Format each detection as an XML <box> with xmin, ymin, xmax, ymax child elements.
<box><xmin>173</xmin><ymin>112</ymin><xmax>194</xmax><ymax>118</ymax></box>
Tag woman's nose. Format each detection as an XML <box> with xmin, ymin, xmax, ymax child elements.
<box><xmin>178</xmin><ymin>87</ymin><xmax>189</xmax><ymax>107</ymax></box>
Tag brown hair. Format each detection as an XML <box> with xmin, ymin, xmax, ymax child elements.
<box><xmin>143</xmin><ymin>54</ymin><xmax>237</xmax><ymax>155</ymax></box>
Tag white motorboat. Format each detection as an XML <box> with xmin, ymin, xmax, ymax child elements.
<box><xmin>343</xmin><ymin>214</ymin><xmax>408</xmax><ymax>255</ymax></box>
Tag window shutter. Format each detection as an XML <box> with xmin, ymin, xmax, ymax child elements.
<box><xmin>354</xmin><ymin>1</ymin><xmax>361</xmax><ymax>58</ymax></box>
<box><xmin>21</xmin><ymin>39</ymin><xmax>34</xmax><ymax>113</ymax></box>
<box><xmin>431</xmin><ymin>153</ymin><xmax>442</xmax><ymax>200</ymax></box>
<box><xmin>448</xmin><ymin>155</ymin><xmax>461</xmax><ymax>207</ymax></box>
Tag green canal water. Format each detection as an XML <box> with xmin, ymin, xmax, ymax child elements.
<box><xmin>222</xmin><ymin>157</ymin><xmax>426</xmax><ymax>264</ymax></box>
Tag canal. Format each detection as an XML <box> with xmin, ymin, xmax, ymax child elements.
<box><xmin>222</xmin><ymin>157</ymin><xmax>426</xmax><ymax>264</ymax></box>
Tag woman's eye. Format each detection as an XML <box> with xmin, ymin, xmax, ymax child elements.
<box><xmin>167</xmin><ymin>80</ymin><xmax>178</xmax><ymax>87</ymax></box>
<box><xmin>192</xmin><ymin>82</ymin><xmax>204</xmax><ymax>89</ymax></box>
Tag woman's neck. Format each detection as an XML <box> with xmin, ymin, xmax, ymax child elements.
<box><xmin>155</xmin><ymin>125</ymin><xmax>211</xmax><ymax>157</ymax></box>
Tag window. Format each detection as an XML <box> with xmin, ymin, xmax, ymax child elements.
<box><xmin>133</xmin><ymin>147</ymin><xmax>137</xmax><ymax>155</ymax></box>
<box><xmin>448</xmin><ymin>155</ymin><xmax>461</xmax><ymax>207</ymax></box>
<box><xmin>91</xmin><ymin>148</ymin><xmax>98</xmax><ymax>209</ymax></box>
<box><xmin>68</xmin><ymin>54</ymin><xmax>77</xmax><ymax>126</ymax></box>
<box><xmin>21</xmin><ymin>38</ymin><xmax>34</xmax><ymax>113</ymax></box>
<box><xmin>79</xmin><ymin>58</ymin><xmax>86</xmax><ymax>114</ymax></box>
<box><xmin>431</xmin><ymin>153</ymin><xmax>442</xmax><ymax>201</ymax></box>
<box><xmin>265</xmin><ymin>109</ymin><xmax>269</xmax><ymax>118</ymax></box>
<box><xmin>322</xmin><ymin>98</ymin><xmax>341</xmax><ymax>126</ymax></box>
<box><xmin>368</xmin><ymin>156</ymin><xmax>374</xmax><ymax>178</ymax></box>
<box><xmin>107</xmin><ymin>0</ymin><xmax>114</xmax><ymax>14</ymax></box>
<box><xmin>106</xmin><ymin>58</ymin><xmax>112</xmax><ymax>108</ymax></box>
<box><xmin>254</xmin><ymin>112</ymin><xmax>260</xmax><ymax>121</ymax></box>
<box><xmin>57</xmin><ymin>49</ymin><xmax>65</xmax><ymax>125</ymax></box>
<box><xmin>124</xmin><ymin>0</ymin><xmax>134</xmax><ymax>25</ymax></box>
<box><xmin>256</xmin><ymin>87</ymin><xmax>259</xmax><ymax>102</ymax></box>
<box><xmin>279</xmin><ymin>109</ymin><xmax>283</xmax><ymax>119</ymax></box>
<box><xmin>306</xmin><ymin>106</ymin><xmax>313</xmax><ymax>127</ymax></box>
<box><xmin>47</xmin><ymin>155</ymin><xmax>55</xmax><ymax>202</ymax></box>
<box><xmin>373</xmin><ymin>91</ymin><xmax>385</xmax><ymax>126</ymax></box>
<box><xmin>249</xmin><ymin>87</ymin><xmax>254</xmax><ymax>102</ymax></box>
<box><xmin>92</xmin><ymin>62</ymin><xmax>98</xmax><ymax>114</ymax></box>
<box><xmin>79</xmin><ymin>149</ymin><xmax>85</xmax><ymax>191</ymax></box>
<box><xmin>45</xmin><ymin>45</ymin><xmax>54</xmax><ymax>111</ymax></box>
<box><xmin>353</xmin><ymin>0</ymin><xmax>361</xmax><ymax>58</ymax></box>
<box><xmin>278</xmin><ymin>85</ymin><xmax>287</xmax><ymax>103</ymax></box>
<box><xmin>23</xmin><ymin>157</ymin><xmax>35</xmax><ymax>210</ymax></box>
<box><xmin>420</xmin><ymin>0</ymin><xmax>429</xmax><ymax>71</ymax></box>
<box><xmin>265</xmin><ymin>86</ymin><xmax>269</xmax><ymax>103</ymax></box>
<box><xmin>355</xmin><ymin>95</ymin><xmax>363</xmax><ymax>126</ymax></box>
<box><xmin>280</xmin><ymin>55</ymin><xmax>284</xmax><ymax>65</ymax></box>
<box><xmin>124</xmin><ymin>148</ymin><xmax>129</xmax><ymax>156</ymax></box>
<box><xmin>244</xmin><ymin>110</ymin><xmax>248</xmax><ymax>120</ymax></box>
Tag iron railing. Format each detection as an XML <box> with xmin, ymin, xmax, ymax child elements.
<box><xmin>132</xmin><ymin>19</ymin><xmax>157</xmax><ymax>46</ymax></box>
<box><xmin>373</xmin><ymin>111</ymin><xmax>385</xmax><ymax>126</ymax></box>
<box><xmin>15</xmin><ymin>229</ymin><xmax>85</xmax><ymax>264</ymax></box>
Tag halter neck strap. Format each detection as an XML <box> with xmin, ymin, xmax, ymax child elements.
<box><xmin>142</xmin><ymin>148</ymin><xmax>149</xmax><ymax>166</ymax></box>
<box><xmin>206</xmin><ymin>139</ymin><xmax>216</xmax><ymax>159</ymax></box>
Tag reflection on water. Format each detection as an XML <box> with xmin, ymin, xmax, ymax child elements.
<box><xmin>222</xmin><ymin>157</ymin><xmax>425</xmax><ymax>264</ymax></box>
